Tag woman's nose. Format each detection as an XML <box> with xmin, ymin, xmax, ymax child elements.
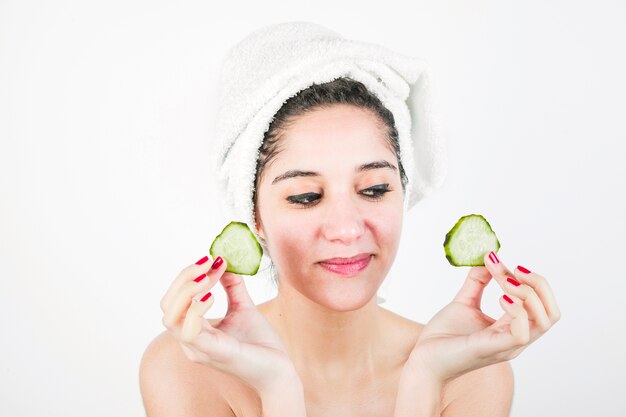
<box><xmin>321</xmin><ymin>196</ymin><xmax>366</xmax><ymax>243</ymax></box>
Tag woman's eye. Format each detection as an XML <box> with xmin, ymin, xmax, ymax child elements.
<box><xmin>360</xmin><ymin>184</ymin><xmax>391</xmax><ymax>199</ymax></box>
<box><xmin>287</xmin><ymin>192</ymin><xmax>321</xmax><ymax>206</ymax></box>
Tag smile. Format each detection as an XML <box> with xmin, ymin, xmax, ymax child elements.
<box><xmin>318</xmin><ymin>254</ymin><xmax>372</xmax><ymax>277</ymax></box>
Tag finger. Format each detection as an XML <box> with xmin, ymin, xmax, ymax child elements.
<box><xmin>504</xmin><ymin>275</ymin><xmax>553</xmax><ymax>333</ymax></box>
<box><xmin>220</xmin><ymin>267</ymin><xmax>255</xmax><ymax>312</ymax></box>
<box><xmin>499</xmin><ymin>294</ymin><xmax>530</xmax><ymax>347</ymax></box>
<box><xmin>161</xmin><ymin>259</ymin><xmax>227</xmax><ymax>330</ymax></box>
<box><xmin>483</xmin><ymin>251</ymin><xmax>517</xmax><ymax>291</ymax></box>
<box><xmin>452</xmin><ymin>266</ymin><xmax>494</xmax><ymax>309</ymax></box>
<box><xmin>477</xmin><ymin>294</ymin><xmax>530</xmax><ymax>355</ymax></box>
<box><xmin>180</xmin><ymin>292</ymin><xmax>216</xmax><ymax>343</ymax></box>
<box><xmin>160</xmin><ymin>256</ymin><xmax>215</xmax><ymax>312</ymax></box>
<box><xmin>513</xmin><ymin>266</ymin><xmax>561</xmax><ymax>323</ymax></box>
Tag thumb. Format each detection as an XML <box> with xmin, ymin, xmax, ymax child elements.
<box><xmin>220</xmin><ymin>267</ymin><xmax>255</xmax><ymax>311</ymax></box>
<box><xmin>453</xmin><ymin>266</ymin><xmax>494</xmax><ymax>309</ymax></box>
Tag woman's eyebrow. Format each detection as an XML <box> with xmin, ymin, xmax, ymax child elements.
<box><xmin>358</xmin><ymin>160</ymin><xmax>397</xmax><ymax>172</ymax></box>
<box><xmin>272</xmin><ymin>160</ymin><xmax>397</xmax><ymax>185</ymax></box>
<box><xmin>272</xmin><ymin>170</ymin><xmax>319</xmax><ymax>184</ymax></box>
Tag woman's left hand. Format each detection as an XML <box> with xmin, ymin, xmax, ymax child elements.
<box><xmin>408</xmin><ymin>251</ymin><xmax>561</xmax><ymax>384</ymax></box>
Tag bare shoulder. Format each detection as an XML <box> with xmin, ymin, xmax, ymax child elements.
<box><xmin>139</xmin><ymin>330</ymin><xmax>261</xmax><ymax>417</ymax></box>
<box><xmin>442</xmin><ymin>361</ymin><xmax>514</xmax><ymax>416</ymax></box>
<box><xmin>378</xmin><ymin>306</ymin><xmax>424</xmax><ymax>338</ymax></box>
<box><xmin>377</xmin><ymin>306</ymin><xmax>425</xmax><ymax>360</ymax></box>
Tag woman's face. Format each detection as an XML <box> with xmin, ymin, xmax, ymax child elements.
<box><xmin>255</xmin><ymin>104</ymin><xmax>404</xmax><ymax>312</ymax></box>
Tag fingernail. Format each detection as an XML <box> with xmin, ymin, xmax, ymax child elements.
<box><xmin>517</xmin><ymin>265</ymin><xmax>531</xmax><ymax>274</ymax></box>
<box><xmin>200</xmin><ymin>292</ymin><xmax>212</xmax><ymax>302</ymax></box>
<box><xmin>211</xmin><ymin>256</ymin><xmax>223</xmax><ymax>270</ymax></box>
<box><xmin>489</xmin><ymin>251</ymin><xmax>500</xmax><ymax>264</ymax></box>
<box><xmin>507</xmin><ymin>277</ymin><xmax>521</xmax><ymax>287</ymax></box>
<box><xmin>503</xmin><ymin>294</ymin><xmax>514</xmax><ymax>304</ymax></box>
<box><xmin>195</xmin><ymin>256</ymin><xmax>209</xmax><ymax>265</ymax></box>
<box><xmin>193</xmin><ymin>273</ymin><xmax>206</xmax><ymax>283</ymax></box>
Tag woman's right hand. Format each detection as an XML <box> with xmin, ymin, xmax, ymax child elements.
<box><xmin>160</xmin><ymin>256</ymin><xmax>298</xmax><ymax>395</ymax></box>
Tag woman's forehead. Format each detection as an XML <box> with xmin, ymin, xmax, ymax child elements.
<box><xmin>275</xmin><ymin>105</ymin><xmax>394</xmax><ymax>162</ymax></box>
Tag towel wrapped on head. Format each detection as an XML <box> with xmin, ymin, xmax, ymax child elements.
<box><xmin>210</xmin><ymin>21</ymin><xmax>448</xmax><ymax>245</ymax></box>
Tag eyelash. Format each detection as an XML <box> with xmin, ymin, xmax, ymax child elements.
<box><xmin>286</xmin><ymin>184</ymin><xmax>391</xmax><ymax>208</ymax></box>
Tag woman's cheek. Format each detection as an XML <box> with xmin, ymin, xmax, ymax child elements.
<box><xmin>266</xmin><ymin>212</ymin><xmax>314</xmax><ymax>270</ymax></box>
<box><xmin>373</xmin><ymin>203</ymin><xmax>403</xmax><ymax>256</ymax></box>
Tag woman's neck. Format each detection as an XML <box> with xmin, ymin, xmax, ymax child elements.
<box><xmin>261</xmin><ymin>282</ymin><xmax>385</xmax><ymax>384</ymax></box>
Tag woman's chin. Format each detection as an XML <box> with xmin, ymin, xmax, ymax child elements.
<box><xmin>308</xmin><ymin>285</ymin><xmax>380</xmax><ymax>312</ymax></box>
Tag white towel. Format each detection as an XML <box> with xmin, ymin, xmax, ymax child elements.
<box><xmin>210</xmin><ymin>21</ymin><xmax>448</xmax><ymax>240</ymax></box>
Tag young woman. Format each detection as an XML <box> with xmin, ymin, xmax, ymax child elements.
<box><xmin>139</xmin><ymin>76</ymin><xmax>560</xmax><ymax>417</ymax></box>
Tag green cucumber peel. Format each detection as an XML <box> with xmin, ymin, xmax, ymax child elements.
<box><xmin>444</xmin><ymin>214</ymin><xmax>501</xmax><ymax>266</ymax></box>
<box><xmin>209</xmin><ymin>221</ymin><xmax>263</xmax><ymax>275</ymax></box>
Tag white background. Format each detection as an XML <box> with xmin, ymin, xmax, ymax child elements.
<box><xmin>1</xmin><ymin>1</ymin><xmax>624</xmax><ymax>416</ymax></box>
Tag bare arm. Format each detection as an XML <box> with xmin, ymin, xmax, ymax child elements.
<box><xmin>139</xmin><ymin>332</ymin><xmax>237</xmax><ymax>417</ymax></box>
<box><xmin>393</xmin><ymin>357</ymin><xmax>443</xmax><ymax>417</ymax></box>
<box><xmin>441</xmin><ymin>362</ymin><xmax>513</xmax><ymax>417</ymax></box>
<box><xmin>393</xmin><ymin>358</ymin><xmax>513</xmax><ymax>417</ymax></box>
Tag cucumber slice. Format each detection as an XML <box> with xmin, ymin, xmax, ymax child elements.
<box><xmin>209</xmin><ymin>221</ymin><xmax>262</xmax><ymax>275</ymax></box>
<box><xmin>443</xmin><ymin>214</ymin><xmax>501</xmax><ymax>266</ymax></box>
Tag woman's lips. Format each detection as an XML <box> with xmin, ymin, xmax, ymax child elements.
<box><xmin>318</xmin><ymin>254</ymin><xmax>372</xmax><ymax>276</ymax></box>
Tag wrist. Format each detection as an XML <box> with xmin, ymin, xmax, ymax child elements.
<box><xmin>393</xmin><ymin>354</ymin><xmax>444</xmax><ymax>417</ymax></box>
<box><xmin>256</xmin><ymin>369</ymin><xmax>306</xmax><ymax>417</ymax></box>
<box><xmin>407</xmin><ymin>350</ymin><xmax>446</xmax><ymax>383</ymax></box>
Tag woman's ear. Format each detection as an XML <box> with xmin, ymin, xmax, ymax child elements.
<box><xmin>254</xmin><ymin>210</ymin><xmax>266</xmax><ymax>241</ymax></box>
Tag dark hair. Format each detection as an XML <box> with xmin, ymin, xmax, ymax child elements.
<box><xmin>252</xmin><ymin>77</ymin><xmax>408</xmax><ymax>208</ymax></box>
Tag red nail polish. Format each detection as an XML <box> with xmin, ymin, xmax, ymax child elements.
<box><xmin>489</xmin><ymin>251</ymin><xmax>499</xmax><ymax>264</ymax></box>
<box><xmin>211</xmin><ymin>256</ymin><xmax>223</xmax><ymax>270</ymax></box>
<box><xmin>200</xmin><ymin>292</ymin><xmax>212</xmax><ymax>302</ymax></box>
<box><xmin>195</xmin><ymin>256</ymin><xmax>209</xmax><ymax>265</ymax></box>
<box><xmin>503</xmin><ymin>294</ymin><xmax>514</xmax><ymax>304</ymax></box>
<box><xmin>193</xmin><ymin>273</ymin><xmax>206</xmax><ymax>283</ymax></box>
<box><xmin>507</xmin><ymin>277</ymin><xmax>521</xmax><ymax>287</ymax></box>
<box><xmin>517</xmin><ymin>265</ymin><xmax>531</xmax><ymax>274</ymax></box>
